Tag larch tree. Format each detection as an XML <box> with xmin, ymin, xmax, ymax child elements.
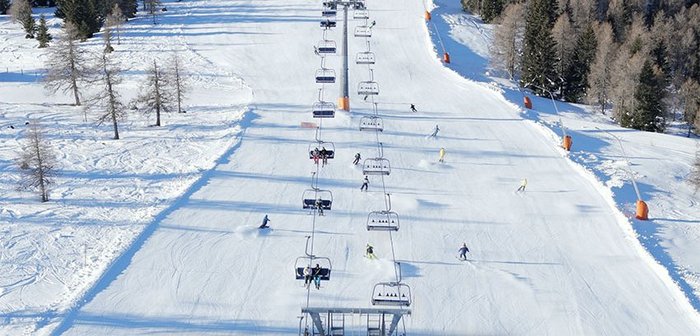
<box><xmin>610</xmin><ymin>14</ymin><xmax>650</xmax><ymax>125</ymax></box>
<box><xmin>105</xmin><ymin>4</ymin><xmax>125</xmax><ymax>45</ymax></box>
<box><xmin>36</xmin><ymin>15</ymin><xmax>53</xmax><ymax>48</ymax></box>
<box><xmin>680</xmin><ymin>79</ymin><xmax>700</xmax><ymax>136</ymax></box>
<box><xmin>587</xmin><ymin>22</ymin><xmax>616</xmax><ymax>114</ymax></box>
<box><xmin>102</xmin><ymin>23</ymin><xmax>114</xmax><ymax>53</ymax></box>
<box><xmin>44</xmin><ymin>22</ymin><xmax>91</xmax><ymax>109</ymax></box>
<box><xmin>551</xmin><ymin>12</ymin><xmax>576</xmax><ymax>98</ymax></box>
<box><xmin>690</xmin><ymin>147</ymin><xmax>700</xmax><ymax>193</ymax></box>
<box><xmin>145</xmin><ymin>0</ymin><xmax>161</xmax><ymax>24</ymax></box>
<box><xmin>138</xmin><ymin>60</ymin><xmax>174</xmax><ymax>126</ymax></box>
<box><xmin>88</xmin><ymin>53</ymin><xmax>126</xmax><ymax>139</ymax></box>
<box><xmin>521</xmin><ymin>0</ymin><xmax>558</xmax><ymax>95</ymax></box>
<box><xmin>171</xmin><ymin>54</ymin><xmax>188</xmax><ymax>114</ymax></box>
<box><xmin>490</xmin><ymin>2</ymin><xmax>525</xmax><ymax>79</ymax></box>
<box><xmin>18</xmin><ymin>121</ymin><xmax>56</xmax><ymax>202</ymax></box>
<box><xmin>10</xmin><ymin>0</ymin><xmax>36</xmax><ymax>38</ymax></box>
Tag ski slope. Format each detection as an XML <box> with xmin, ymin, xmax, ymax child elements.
<box><xmin>8</xmin><ymin>0</ymin><xmax>700</xmax><ymax>334</ymax></box>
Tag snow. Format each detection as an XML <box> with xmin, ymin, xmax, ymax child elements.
<box><xmin>0</xmin><ymin>0</ymin><xmax>699</xmax><ymax>335</ymax></box>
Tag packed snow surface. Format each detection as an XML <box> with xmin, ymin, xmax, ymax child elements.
<box><xmin>1</xmin><ymin>0</ymin><xmax>700</xmax><ymax>335</ymax></box>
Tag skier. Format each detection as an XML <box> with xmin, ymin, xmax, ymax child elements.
<box><xmin>363</xmin><ymin>95</ymin><xmax>369</xmax><ymax>101</ymax></box>
<box><xmin>369</xmin><ymin>20</ymin><xmax>376</xmax><ymax>28</ymax></box>
<box><xmin>458</xmin><ymin>243</ymin><xmax>470</xmax><ymax>261</ymax></box>
<box><xmin>353</xmin><ymin>152</ymin><xmax>361</xmax><ymax>165</ymax></box>
<box><xmin>314</xmin><ymin>46</ymin><xmax>320</xmax><ymax>56</ymax></box>
<box><xmin>258</xmin><ymin>214</ymin><xmax>271</xmax><ymax>229</ymax></box>
<box><xmin>321</xmin><ymin>147</ymin><xmax>329</xmax><ymax>166</ymax></box>
<box><xmin>439</xmin><ymin>147</ymin><xmax>446</xmax><ymax>163</ymax></box>
<box><xmin>303</xmin><ymin>265</ymin><xmax>313</xmax><ymax>288</ymax></box>
<box><xmin>516</xmin><ymin>178</ymin><xmax>527</xmax><ymax>192</ymax></box>
<box><xmin>360</xmin><ymin>176</ymin><xmax>369</xmax><ymax>191</ymax></box>
<box><xmin>312</xmin><ymin>264</ymin><xmax>323</xmax><ymax>289</ymax></box>
<box><xmin>430</xmin><ymin>124</ymin><xmax>440</xmax><ymax>137</ymax></box>
<box><xmin>315</xmin><ymin>198</ymin><xmax>324</xmax><ymax>216</ymax></box>
<box><xmin>410</xmin><ymin>104</ymin><xmax>417</xmax><ymax>112</ymax></box>
<box><xmin>365</xmin><ymin>243</ymin><xmax>376</xmax><ymax>259</ymax></box>
<box><xmin>312</xmin><ymin>147</ymin><xmax>320</xmax><ymax>165</ymax></box>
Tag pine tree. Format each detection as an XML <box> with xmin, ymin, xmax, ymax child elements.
<box><xmin>481</xmin><ymin>0</ymin><xmax>504</xmax><ymax>23</ymax></box>
<box><xmin>0</xmin><ymin>0</ymin><xmax>10</xmax><ymax>15</ymax></box>
<box><xmin>521</xmin><ymin>0</ymin><xmax>558</xmax><ymax>95</ymax></box>
<box><xmin>18</xmin><ymin>121</ymin><xmax>56</xmax><ymax>202</ymax></box>
<box><xmin>622</xmin><ymin>60</ymin><xmax>665</xmax><ymax>131</ymax></box>
<box><xmin>566</xmin><ymin>24</ymin><xmax>597</xmax><ymax>101</ymax></box>
<box><xmin>36</xmin><ymin>15</ymin><xmax>52</xmax><ymax>48</ymax></box>
<box><xmin>10</xmin><ymin>0</ymin><xmax>36</xmax><ymax>39</ymax></box>
<box><xmin>55</xmin><ymin>0</ymin><xmax>102</xmax><ymax>39</ymax></box>
<box><xmin>120</xmin><ymin>0</ymin><xmax>138</xmax><ymax>18</ymax></box>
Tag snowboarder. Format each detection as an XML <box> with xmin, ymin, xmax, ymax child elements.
<box><xmin>366</xmin><ymin>243</ymin><xmax>376</xmax><ymax>259</ymax></box>
<box><xmin>259</xmin><ymin>214</ymin><xmax>271</xmax><ymax>229</ymax></box>
<box><xmin>410</xmin><ymin>104</ymin><xmax>417</xmax><ymax>113</ymax></box>
<box><xmin>516</xmin><ymin>178</ymin><xmax>527</xmax><ymax>192</ymax></box>
<box><xmin>315</xmin><ymin>198</ymin><xmax>324</xmax><ymax>216</ymax></box>
<box><xmin>458</xmin><ymin>243</ymin><xmax>470</xmax><ymax>261</ymax></box>
<box><xmin>353</xmin><ymin>152</ymin><xmax>361</xmax><ymax>165</ymax></box>
<box><xmin>303</xmin><ymin>265</ymin><xmax>313</xmax><ymax>288</ymax></box>
<box><xmin>312</xmin><ymin>264</ymin><xmax>322</xmax><ymax>289</ymax></box>
<box><xmin>430</xmin><ymin>124</ymin><xmax>440</xmax><ymax>137</ymax></box>
<box><xmin>439</xmin><ymin>147</ymin><xmax>446</xmax><ymax>163</ymax></box>
<box><xmin>369</xmin><ymin>20</ymin><xmax>376</xmax><ymax>28</ymax></box>
<box><xmin>321</xmin><ymin>147</ymin><xmax>329</xmax><ymax>166</ymax></box>
<box><xmin>312</xmin><ymin>147</ymin><xmax>320</xmax><ymax>165</ymax></box>
<box><xmin>360</xmin><ymin>176</ymin><xmax>369</xmax><ymax>191</ymax></box>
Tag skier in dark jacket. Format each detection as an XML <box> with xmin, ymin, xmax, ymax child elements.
<box><xmin>410</xmin><ymin>104</ymin><xmax>417</xmax><ymax>112</ymax></box>
<box><xmin>458</xmin><ymin>243</ymin><xmax>470</xmax><ymax>260</ymax></box>
<box><xmin>313</xmin><ymin>264</ymin><xmax>322</xmax><ymax>289</ymax></box>
<box><xmin>320</xmin><ymin>147</ymin><xmax>329</xmax><ymax>166</ymax></box>
<box><xmin>259</xmin><ymin>214</ymin><xmax>271</xmax><ymax>229</ymax></box>
<box><xmin>360</xmin><ymin>176</ymin><xmax>369</xmax><ymax>191</ymax></box>
<box><xmin>353</xmin><ymin>153</ymin><xmax>361</xmax><ymax>165</ymax></box>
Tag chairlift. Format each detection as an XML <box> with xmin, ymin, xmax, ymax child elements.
<box><xmin>353</xmin><ymin>9</ymin><xmax>369</xmax><ymax>19</ymax></box>
<box><xmin>353</xmin><ymin>1</ymin><xmax>366</xmax><ymax>10</ymax></box>
<box><xmin>308</xmin><ymin>141</ymin><xmax>335</xmax><ymax>160</ymax></box>
<box><xmin>359</xmin><ymin>116</ymin><xmax>383</xmax><ymax>132</ymax></box>
<box><xmin>321</xmin><ymin>19</ymin><xmax>336</xmax><ymax>28</ymax></box>
<box><xmin>355</xmin><ymin>51</ymin><xmax>375</xmax><ymax>64</ymax></box>
<box><xmin>354</xmin><ymin>26</ymin><xmax>372</xmax><ymax>37</ymax></box>
<box><xmin>318</xmin><ymin>40</ymin><xmax>337</xmax><ymax>54</ymax></box>
<box><xmin>295</xmin><ymin>256</ymin><xmax>332</xmax><ymax>281</ymax></box>
<box><xmin>322</xmin><ymin>9</ymin><xmax>337</xmax><ymax>17</ymax></box>
<box><xmin>302</xmin><ymin>189</ymin><xmax>333</xmax><ymax>210</ymax></box>
<box><xmin>323</xmin><ymin>1</ymin><xmax>337</xmax><ymax>10</ymax></box>
<box><xmin>363</xmin><ymin>157</ymin><xmax>390</xmax><ymax>175</ymax></box>
<box><xmin>367</xmin><ymin>210</ymin><xmax>399</xmax><ymax>231</ymax></box>
<box><xmin>312</xmin><ymin>101</ymin><xmax>336</xmax><ymax>118</ymax></box>
<box><xmin>315</xmin><ymin>68</ymin><xmax>336</xmax><ymax>84</ymax></box>
<box><xmin>371</xmin><ymin>282</ymin><xmax>412</xmax><ymax>306</ymax></box>
<box><xmin>358</xmin><ymin>81</ymin><xmax>379</xmax><ymax>96</ymax></box>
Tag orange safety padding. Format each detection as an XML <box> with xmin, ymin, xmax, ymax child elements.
<box><xmin>425</xmin><ymin>11</ymin><xmax>431</xmax><ymax>21</ymax></box>
<box><xmin>338</xmin><ymin>96</ymin><xmax>350</xmax><ymax>111</ymax></box>
<box><xmin>562</xmin><ymin>135</ymin><xmax>572</xmax><ymax>151</ymax></box>
<box><xmin>635</xmin><ymin>200</ymin><xmax>649</xmax><ymax>220</ymax></box>
<box><xmin>443</xmin><ymin>52</ymin><xmax>450</xmax><ymax>63</ymax></box>
<box><xmin>523</xmin><ymin>96</ymin><xmax>532</xmax><ymax>109</ymax></box>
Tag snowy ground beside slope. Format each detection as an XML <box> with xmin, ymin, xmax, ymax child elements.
<box><xmin>0</xmin><ymin>2</ymin><xmax>251</xmax><ymax>335</ymax></box>
<box><xmin>429</xmin><ymin>0</ymin><xmax>700</xmax><ymax>312</ymax></box>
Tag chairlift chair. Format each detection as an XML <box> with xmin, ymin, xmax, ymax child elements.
<box><xmin>353</xmin><ymin>9</ymin><xmax>369</xmax><ymax>19</ymax></box>
<box><xmin>311</xmin><ymin>101</ymin><xmax>336</xmax><ymax>118</ymax></box>
<box><xmin>321</xmin><ymin>19</ymin><xmax>337</xmax><ymax>28</ymax></box>
<box><xmin>308</xmin><ymin>141</ymin><xmax>335</xmax><ymax>160</ymax></box>
<box><xmin>323</xmin><ymin>1</ymin><xmax>337</xmax><ymax>10</ymax></box>
<box><xmin>355</xmin><ymin>51</ymin><xmax>375</xmax><ymax>64</ymax></box>
<box><xmin>302</xmin><ymin>189</ymin><xmax>333</xmax><ymax>210</ymax></box>
<box><xmin>357</xmin><ymin>81</ymin><xmax>379</xmax><ymax>96</ymax></box>
<box><xmin>322</xmin><ymin>9</ymin><xmax>337</xmax><ymax>17</ymax></box>
<box><xmin>354</xmin><ymin>26</ymin><xmax>372</xmax><ymax>37</ymax></box>
<box><xmin>353</xmin><ymin>1</ymin><xmax>366</xmax><ymax>10</ymax></box>
<box><xmin>371</xmin><ymin>282</ymin><xmax>412</xmax><ymax>306</ymax></box>
<box><xmin>366</xmin><ymin>210</ymin><xmax>399</xmax><ymax>231</ymax></box>
<box><xmin>359</xmin><ymin>116</ymin><xmax>383</xmax><ymax>132</ymax></box>
<box><xmin>362</xmin><ymin>157</ymin><xmax>391</xmax><ymax>175</ymax></box>
<box><xmin>318</xmin><ymin>40</ymin><xmax>337</xmax><ymax>54</ymax></box>
<box><xmin>315</xmin><ymin>68</ymin><xmax>336</xmax><ymax>84</ymax></box>
<box><xmin>295</xmin><ymin>256</ymin><xmax>332</xmax><ymax>281</ymax></box>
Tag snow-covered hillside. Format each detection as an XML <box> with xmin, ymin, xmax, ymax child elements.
<box><xmin>1</xmin><ymin>0</ymin><xmax>699</xmax><ymax>335</ymax></box>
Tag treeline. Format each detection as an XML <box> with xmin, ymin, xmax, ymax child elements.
<box><xmin>465</xmin><ymin>0</ymin><xmax>700</xmax><ymax>135</ymax></box>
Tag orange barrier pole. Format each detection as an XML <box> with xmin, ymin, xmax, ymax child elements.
<box><xmin>562</xmin><ymin>135</ymin><xmax>572</xmax><ymax>151</ymax></box>
<box><xmin>443</xmin><ymin>52</ymin><xmax>450</xmax><ymax>63</ymax></box>
<box><xmin>425</xmin><ymin>11</ymin><xmax>431</xmax><ymax>21</ymax></box>
<box><xmin>523</xmin><ymin>96</ymin><xmax>532</xmax><ymax>109</ymax></box>
<box><xmin>635</xmin><ymin>200</ymin><xmax>649</xmax><ymax>220</ymax></box>
<box><xmin>338</xmin><ymin>96</ymin><xmax>349</xmax><ymax>111</ymax></box>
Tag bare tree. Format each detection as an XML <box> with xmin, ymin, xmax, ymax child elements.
<box><xmin>490</xmin><ymin>2</ymin><xmax>525</xmax><ymax>79</ymax></box>
<box><xmin>102</xmin><ymin>24</ymin><xmax>114</xmax><ymax>54</ymax></box>
<box><xmin>18</xmin><ymin>121</ymin><xmax>56</xmax><ymax>202</ymax></box>
<box><xmin>680</xmin><ymin>79</ymin><xmax>700</xmax><ymax>137</ymax></box>
<box><xmin>691</xmin><ymin>147</ymin><xmax>700</xmax><ymax>193</ymax></box>
<box><xmin>87</xmin><ymin>53</ymin><xmax>126</xmax><ymax>139</ymax></box>
<box><xmin>138</xmin><ymin>59</ymin><xmax>174</xmax><ymax>126</ymax></box>
<box><xmin>105</xmin><ymin>4</ymin><xmax>125</xmax><ymax>45</ymax></box>
<box><xmin>145</xmin><ymin>0</ymin><xmax>162</xmax><ymax>24</ymax></box>
<box><xmin>586</xmin><ymin>22</ymin><xmax>616</xmax><ymax>114</ymax></box>
<box><xmin>171</xmin><ymin>54</ymin><xmax>188</xmax><ymax>113</ymax></box>
<box><xmin>552</xmin><ymin>12</ymin><xmax>576</xmax><ymax>92</ymax></box>
<box><xmin>609</xmin><ymin>14</ymin><xmax>649</xmax><ymax>123</ymax></box>
<box><xmin>10</xmin><ymin>0</ymin><xmax>35</xmax><ymax>38</ymax></box>
<box><xmin>44</xmin><ymin>22</ymin><xmax>92</xmax><ymax>111</ymax></box>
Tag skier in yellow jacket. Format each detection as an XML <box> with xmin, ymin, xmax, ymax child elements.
<box><xmin>438</xmin><ymin>147</ymin><xmax>446</xmax><ymax>163</ymax></box>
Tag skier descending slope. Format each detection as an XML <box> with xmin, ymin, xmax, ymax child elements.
<box><xmin>360</xmin><ymin>176</ymin><xmax>369</xmax><ymax>191</ymax></box>
<box><xmin>365</xmin><ymin>243</ymin><xmax>377</xmax><ymax>259</ymax></box>
<box><xmin>439</xmin><ymin>147</ymin><xmax>446</xmax><ymax>163</ymax></box>
<box><xmin>258</xmin><ymin>214</ymin><xmax>271</xmax><ymax>229</ymax></box>
<box><xmin>430</xmin><ymin>124</ymin><xmax>440</xmax><ymax>137</ymax></box>
<box><xmin>458</xmin><ymin>243</ymin><xmax>470</xmax><ymax>261</ymax></box>
<box><xmin>353</xmin><ymin>152</ymin><xmax>361</xmax><ymax>165</ymax></box>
